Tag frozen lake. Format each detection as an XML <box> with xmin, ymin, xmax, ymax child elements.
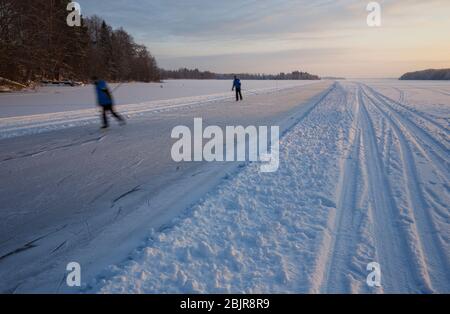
<box><xmin>0</xmin><ymin>79</ymin><xmax>329</xmax><ymax>293</ymax></box>
<box><xmin>0</xmin><ymin>79</ymin><xmax>448</xmax><ymax>293</ymax></box>
<box><xmin>0</xmin><ymin>80</ymin><xmax>318</xmax><ymax>118</ymax></box>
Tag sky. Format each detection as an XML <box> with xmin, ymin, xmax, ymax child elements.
<box><xmin>77</xmin><ymin>0</ymin><xmax>450</xmax><ymax>78</ymax></box>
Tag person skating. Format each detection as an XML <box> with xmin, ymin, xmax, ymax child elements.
<box><xmin>232</xmin><ymin>75</ymin><xmax>243</xmax><ymax>101</ymax></box>
<box><xmin>93</xmin><ymin>77</ymin><xmax>126</xmax><ymax>129</ymax></box>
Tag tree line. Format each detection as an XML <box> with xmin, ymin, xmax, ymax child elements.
<box><xmin>0</xmin><ymin>0</ymin><xmax>160</xmax><ymax>85</ymax></box>
<box><xmin>400</xmin><ymin>69</ymin><xmax>450</xmax><ymax>80</ymax></box>
<box><xmin>161</xmin><ymin>68</ymin><xmax>320</xmax><ymax>80</ymax></box>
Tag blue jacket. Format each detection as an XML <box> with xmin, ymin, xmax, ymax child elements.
<box><xmin>95</xmin><ymin>80</ymin><xmax>112</xmax><ymax>106</ymax></box>
<box><xmin>233</xmin><ymin>78</ymin><xmax>241</xmax><ymax>89</ymax></box>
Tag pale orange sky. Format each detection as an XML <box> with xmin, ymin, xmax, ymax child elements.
<box><xmin>79</xmin><ymin>0</ymin><xmax>450</xmax><ymax>78</ymax></box>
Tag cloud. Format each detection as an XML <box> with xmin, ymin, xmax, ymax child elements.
<box><xmin>77</xmin><ymin>0</ymin><xmax>450</xmax><ymax>77</ymax></box>
<box><xmin>78</xmin><ymin>0</ymin><xmax>359</xmax><ymax>40</ymax></box>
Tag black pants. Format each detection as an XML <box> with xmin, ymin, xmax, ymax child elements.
<box><xmin>235</xmin><ymin>88</ymin><xmax>243</xmax><ymax>101</ymax></box>
<box><xmin>101</xmin><ymin>104</ymin><xmax>124</xmax><ymax>127</ymax></box>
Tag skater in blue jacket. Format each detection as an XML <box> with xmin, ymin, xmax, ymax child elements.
<box><xmin>93</xmin><ymin>77</ymin><xmax>125</xmax><ymax>129</ymax></box>
<box><xmin>232</xmin><ymin>75</ymin><xmax>243</xmax><ymax>101</ymax></box>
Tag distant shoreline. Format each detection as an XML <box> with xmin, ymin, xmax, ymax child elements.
<box><xmin>400</xmin><ymin>68</ymin><xmax>450</xmax><ymax>80</ymax></box>
<box><xmin>160</xmin><ymin>68</ymin><xmax>321</xmax><ymax>80</ymax></box>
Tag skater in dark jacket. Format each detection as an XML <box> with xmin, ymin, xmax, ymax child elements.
<box><xmin>93</xmin><ymin>77</ymin><xmax>125</xmax><ymax>129</ymax></box>
<box><xmin>232</xmin><ymin>76</ymin><xmax>243</xmax><ymax>101</ymax></box>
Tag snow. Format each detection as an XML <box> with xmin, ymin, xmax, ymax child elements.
<box><xmin>0</xmin><ymin>80</ymin><xmax>329</xmax><ymax>293</ymax></box>
<box><xmin>90</xmin><ymin>80</ymin><xmax>450</xmax><ymax>294</ymax></box>
<box><xmin>0</xmin><ymin>79</ymin><xmax>448</xmax><ymax>293</ymax></box>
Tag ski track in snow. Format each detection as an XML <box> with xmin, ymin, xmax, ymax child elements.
<box><xmin>90</xmin><ymin>81</ymin><xmax>449</xmax><ymax>294</ymax></box>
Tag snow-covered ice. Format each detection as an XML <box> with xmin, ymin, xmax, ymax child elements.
<box><xmin>0</xmin><ymin>80</ymin><xmax>329</xmax><ymax>293</ymax></box>
<box><xmin>0</xmin><ymin>79</ymin><xmax>315</xmax><ymax>118</ymax></box>
<box><xmin>0</xmin><ymin>80</ymin><xmax>316</xmax><ymax>139</ymax></box>
<box><xmin>0</xmin><ymin>79</ymin><xmax>448</xmax><ymax>293</ymax></box>
<box><xmin>90</xmin><ymin>81</ymin><xmax>450</xmax><ymax>294</ymax></box>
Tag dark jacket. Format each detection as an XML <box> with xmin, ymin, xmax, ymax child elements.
<box><xmin>95</xmin><ymin>80</ymin><xmax>113</xmax><ymax>106</ymax></box>
<box><xmin>232</xmin><ymin>78</ymin><xmax>241</xmax><ymax>90</ymax></box>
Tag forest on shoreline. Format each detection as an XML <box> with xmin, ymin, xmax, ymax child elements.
<box><xmin>400</xmin><ymin>69</ymin><xmax>450</xmax><ymax>80</ymax></box>
<box><xmin>0</xmin><ymin>0</ymin><xmax>160</xmax><ymax>86</ymax></box>
<box><xmin>160</xmin><ymin>68</ymin><xmax>320</xmax><ymax>80</ymax></box>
